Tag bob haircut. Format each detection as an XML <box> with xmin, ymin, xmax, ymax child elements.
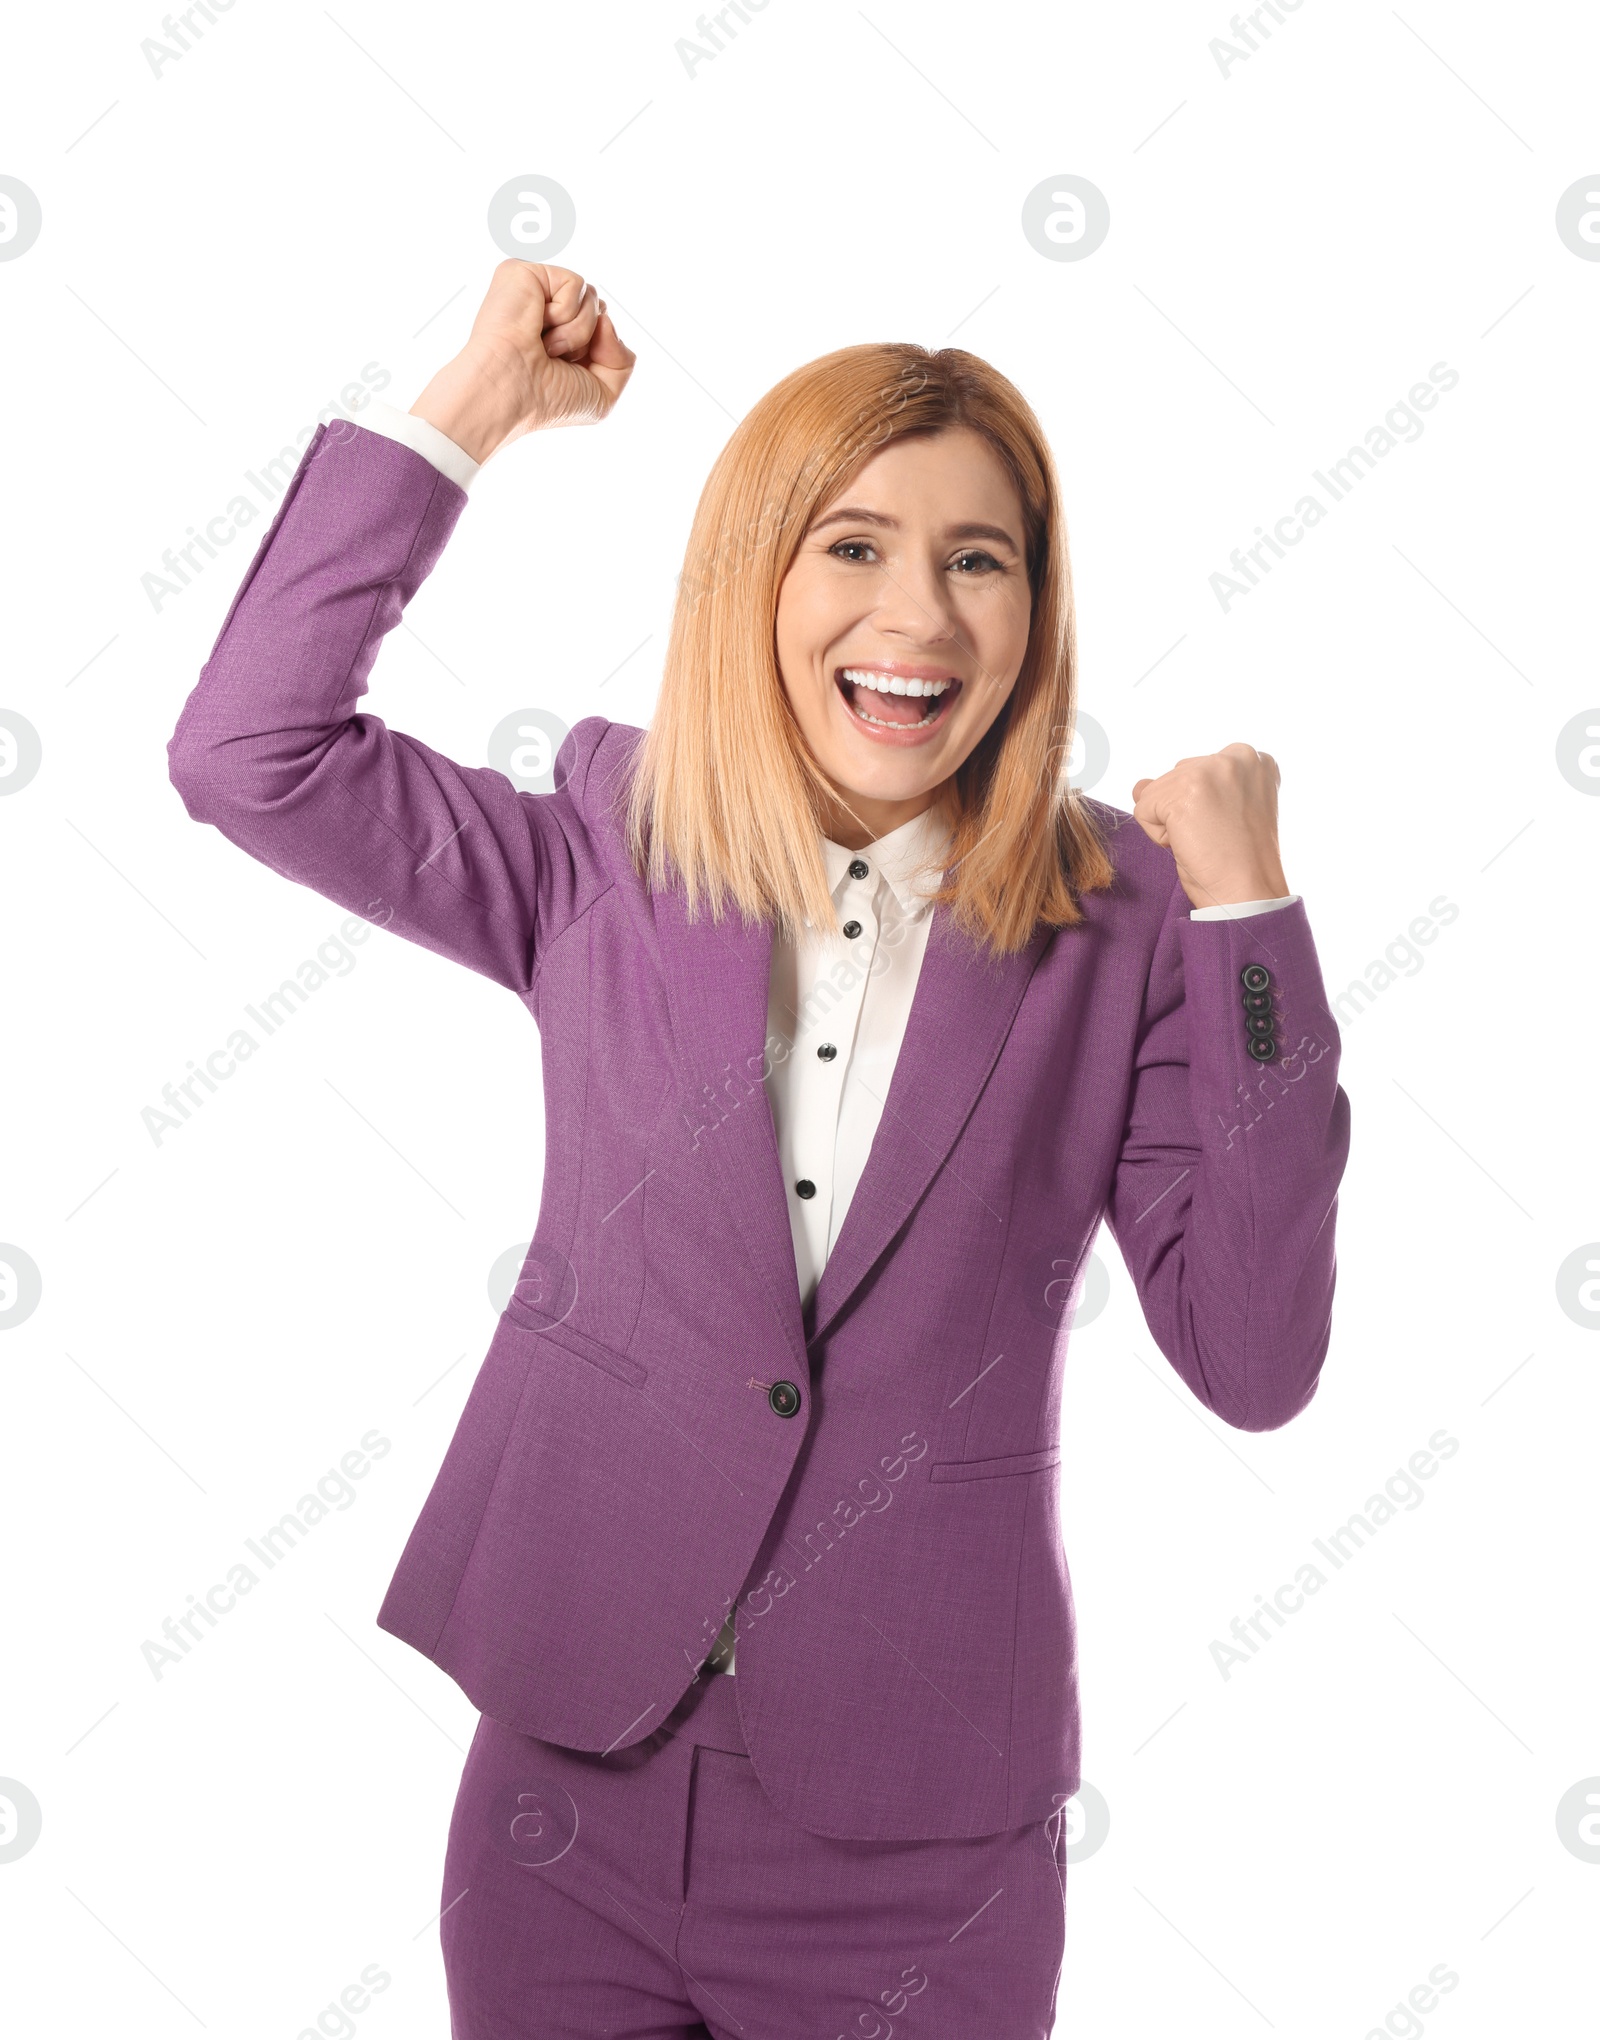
<box><xmin>624</xmin><ymin>342</ymin><xmax>1114</xmax><ymax>957</ymax></box>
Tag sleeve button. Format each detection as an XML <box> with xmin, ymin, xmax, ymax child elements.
<box><xmin>1240</xmin><ymin>963</ymin><xmax>1272</xmax><ymax>994</ymax></box>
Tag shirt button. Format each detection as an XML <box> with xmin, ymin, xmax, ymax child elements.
<box><xmin>817</xmin><ymin>1043</ymin><xmax>837</xmax><ymax>1062</ymax></box>
<box><xmin>795</xmin><ymin>1179</ymin><xmax>817</xmax><ymax>1199</ymax></box>
<box><xmin>842</xmin><ymin>919</ymin><xmax>862</xmax><ymax>938</ymax></box>
<box><xmin>848</xmin><ymin>858</ymin><xmax>869</xmax><ymax>880</ymax></box>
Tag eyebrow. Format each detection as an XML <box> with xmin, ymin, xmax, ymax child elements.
<box><xmin>808</xmin><ymin>506</ymin><xmax>1022</xmax><ymax>549</ymax></box>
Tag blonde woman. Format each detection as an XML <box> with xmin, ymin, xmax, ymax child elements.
<box><xmin>169</xmin><ymin>262</ymin><xmax>1350</xmax><ymax>2039</ymax></box>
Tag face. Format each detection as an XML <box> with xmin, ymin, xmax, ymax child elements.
<box><xmin>774</xmin><ymin>425</ymin><xmax>1033</xmax><ymax>846</ymax></box>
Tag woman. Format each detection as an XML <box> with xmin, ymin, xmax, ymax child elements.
<box><xmin>168</xmin><ymin>261</ymin><xmax>1350</xmax><ymax>2038</ymax></box>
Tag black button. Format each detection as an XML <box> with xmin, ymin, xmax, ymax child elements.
<box><xmin>817</xmin><ymin>1043</ymin><xmax>837</xmax><ymax>1061</ymax></box>
<box><xmin>795</xmin><ymin>1178</ymin><xmax>816</xmax><ymax>1199</ymax></box>
<box><xmin>768</xmin><ymin>1379</ymin><xmax>801</xmax><ymax>1418</ymax></box>
<box><xmin>1242</xmin><ymin>989</ymin><xmax>1272</xmax><ymax>1015</ymax></box>
<box><xmin>1240</xmin><ymin>963</ymin><xmax>1272</xmax><ymax>994</ymax></box>
<box><xmin>848</xmin><ymin>858</ymin><xmax>869</xmax><ymax>880</ymax></box>
<box><xmin>1246</xmin><ymin>1012</ymin><xmax>1275</xmax><ymax>1038</ymax></box>
<box><xmin>842</xmin><ymin>919</ymin><xmax>862</xmax><ymax>939</ymax></box>
<box><xmin>1248</xmin><ymin>1035</ymin><xmax>1277</xmax><ymax>1061</ymax></box>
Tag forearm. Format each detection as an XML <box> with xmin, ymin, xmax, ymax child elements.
<box><xmin>1109</xmin><ymin>893</ymin><xmax>1351</xmax><ymax>1431</ymax></box>
<box><xmin>167</xmin><ymin>423</ymin><xmax>466</xmax><ymax>821</ymax></box>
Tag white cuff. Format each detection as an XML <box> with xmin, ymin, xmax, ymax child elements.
<box><xmin>353</xmin><ymin>397</ymin><xmax>481</xmax><ymax>492</ymax></box>
<box><xmin>1190</xmin><ymin>895</ymin><xmax>1300</xmax><ymax>922</ymax></box>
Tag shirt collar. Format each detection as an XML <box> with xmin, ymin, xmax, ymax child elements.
<box><xmin>821</xmin><ymin>804</ymin><xmax>954</xmax><ymax>919</ymax></box>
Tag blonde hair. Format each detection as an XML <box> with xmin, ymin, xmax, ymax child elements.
<box><xmin>623</xmin><ymin>342</ymin><xmax>1113</xmax><ymax>955</ymax></box>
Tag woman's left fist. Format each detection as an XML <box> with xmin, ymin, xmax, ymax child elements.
<box><xmin>1130</xmin><ymin>743</ymin><xmax>1290</xmax><ymax>911</ymax></box>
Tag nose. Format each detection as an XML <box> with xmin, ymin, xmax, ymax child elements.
<box><xmin>866</xmin><ymin>545</ymin><xmax>959</xmax><ymax>649</ymax></box>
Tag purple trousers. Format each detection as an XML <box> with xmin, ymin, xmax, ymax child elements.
<box><xmin>442</xmin><ymin>1669</ymin><xmax>1069</xmax><ymax>2037</ymax></box>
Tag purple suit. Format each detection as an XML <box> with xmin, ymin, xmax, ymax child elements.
<box><xmin>168</xmin><ymin>418</ymin><xmax>1351</xmax><ymax>1849</ymax></box>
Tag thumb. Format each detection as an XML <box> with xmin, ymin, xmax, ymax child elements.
<box><xmin>1131</xmin><ymin>777</ymin><xmax>1152</xmax><ymax>802</ymax></box>
<box><xmin>584</xmin><ymin>310</ymin><xmax>636</xmax><ymax>408</ymax></box>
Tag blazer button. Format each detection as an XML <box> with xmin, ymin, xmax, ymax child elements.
<box><xmin>1247</xmin><ymin>1035</ymin><xmax>1277</xmax><ymax>1061</ymax></box>
<box><xmin>768</xmin><ymin>1379</ymin><xmax>802</xmax><ymax>1418</ymax></box>
<box><xmin>817</xmin><ymin>1043</ymin><xmax>838</xmax><ymax>1061</ymax></box>
<box><xmin>848</xmin><ymin>858</ymin><xmax>869</xmax><ymax>880</ymax></box>
<box><xmin>1242</xmin><ymin>989</ymin><xmax>1272</xmax><ymax>1015</ymax></box>
<box><xmin>1240</xmin><ymin>963</ymin><xmax>1272</xmax><ymax>994</ymax></box>
<box><xmin>795</xmin><ymin>1178</ymin><xmax>817</xmax><ymax>1199</ymax></box>
<box><xmin>1246</xmin><ymin>1012</ymin><xmax>1275</xmax><ymax>1038</ymax></box>
<box><xmin>842</xmin><ymin>919</ymin><xmax>863</xmax><ymax>938</ymax></box>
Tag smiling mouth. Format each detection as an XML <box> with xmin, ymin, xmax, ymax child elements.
<box><xmin>835</xmin><ymin>666</ymin><xmax>963</xmax><ymax>731</ymax></box>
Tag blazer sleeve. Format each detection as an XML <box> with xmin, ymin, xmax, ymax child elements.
<box><xmin>1102</xmin><ymin>878</ymin><xmax>1352</xmax><ymax>1432</ymax></box>
<box><xmin>166</xmin><ymin>417</ymin><xmax>603</xmax><ymax>995</ymax></box>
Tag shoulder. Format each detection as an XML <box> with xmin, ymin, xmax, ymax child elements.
<box><xmin>1075</xmin><ymin>793</ymin><xmax>1182</xmax><ymax>914</ymax></box>
<box><xmin>550</xmin><ymin>716</ymin><xmax>645</xmax><ymax>816</ymax></box>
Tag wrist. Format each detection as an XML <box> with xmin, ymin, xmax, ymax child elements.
<box><xmin>409</xmin><ymin>344</ymin><xmax>527</xmax><ymax>466</ymax></box>
<box><xmin>1183</xmin><ymin>866</ymin><xmax>1291</xmax><ymax>909</ymax></box>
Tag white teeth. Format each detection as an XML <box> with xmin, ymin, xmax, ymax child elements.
<box><xmin>841</xmin><ymin>666</ymin><xmax>951</xmax><ymax>698</ymax></box>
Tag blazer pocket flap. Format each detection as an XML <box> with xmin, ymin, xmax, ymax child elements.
<box><xmin>502</xmin><ymin>1308</ymin><xmax>648</xmax><ymax>1388</ymax></box>
<box><xmin>929</xmin><ymin>1445</ymin><xmax>1061</xmax><ymax>1483</ymax></box>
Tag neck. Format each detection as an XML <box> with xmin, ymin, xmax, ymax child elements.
<box><xmin>820</xmin><ymin>785</ymin><xmax>941</xmax><ymax>851</ymax></box>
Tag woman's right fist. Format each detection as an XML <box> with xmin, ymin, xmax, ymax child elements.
<box><xmin>409</xmin><ymin>261</ymin><xmax>636</xmax><ymax>464</ymax></box>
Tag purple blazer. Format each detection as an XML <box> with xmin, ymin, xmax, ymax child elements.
<box><xmin>167</xmin><ymin>419</ymin><xmax>1351</xmax><ymax>1843</ymax></box>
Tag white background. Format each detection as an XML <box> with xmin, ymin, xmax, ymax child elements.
<box><xmin>3</xmin><ymin>0</ymin><xmax>1597</xmax><ymax>2033</ymax></box>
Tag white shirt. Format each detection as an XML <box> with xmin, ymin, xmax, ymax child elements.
<box><xmin>355</xmin><ymin>398</ymin><xmax>1300</xmax><ymax>1675</ymax></box>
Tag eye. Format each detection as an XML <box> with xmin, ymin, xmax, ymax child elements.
<box><xmin>951</xmin><ymin>549</ymin><xmax>1003</xmax><ymax>574</ymax></box>
<box><xmin>828</xmin><ymin>538</ymin><xmax>878</xmax><ymax>563</ymax></box>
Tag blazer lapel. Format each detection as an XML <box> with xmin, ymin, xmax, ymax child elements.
<box><xmin>653</xmin><ymin>888</ymin><xmax>811</xmax><ymax>1378</ymax></box>
<box><xmin>807</xmin><ymin>908</ymin><xmax>1055</xmax><ymax>1348</ymax></box>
